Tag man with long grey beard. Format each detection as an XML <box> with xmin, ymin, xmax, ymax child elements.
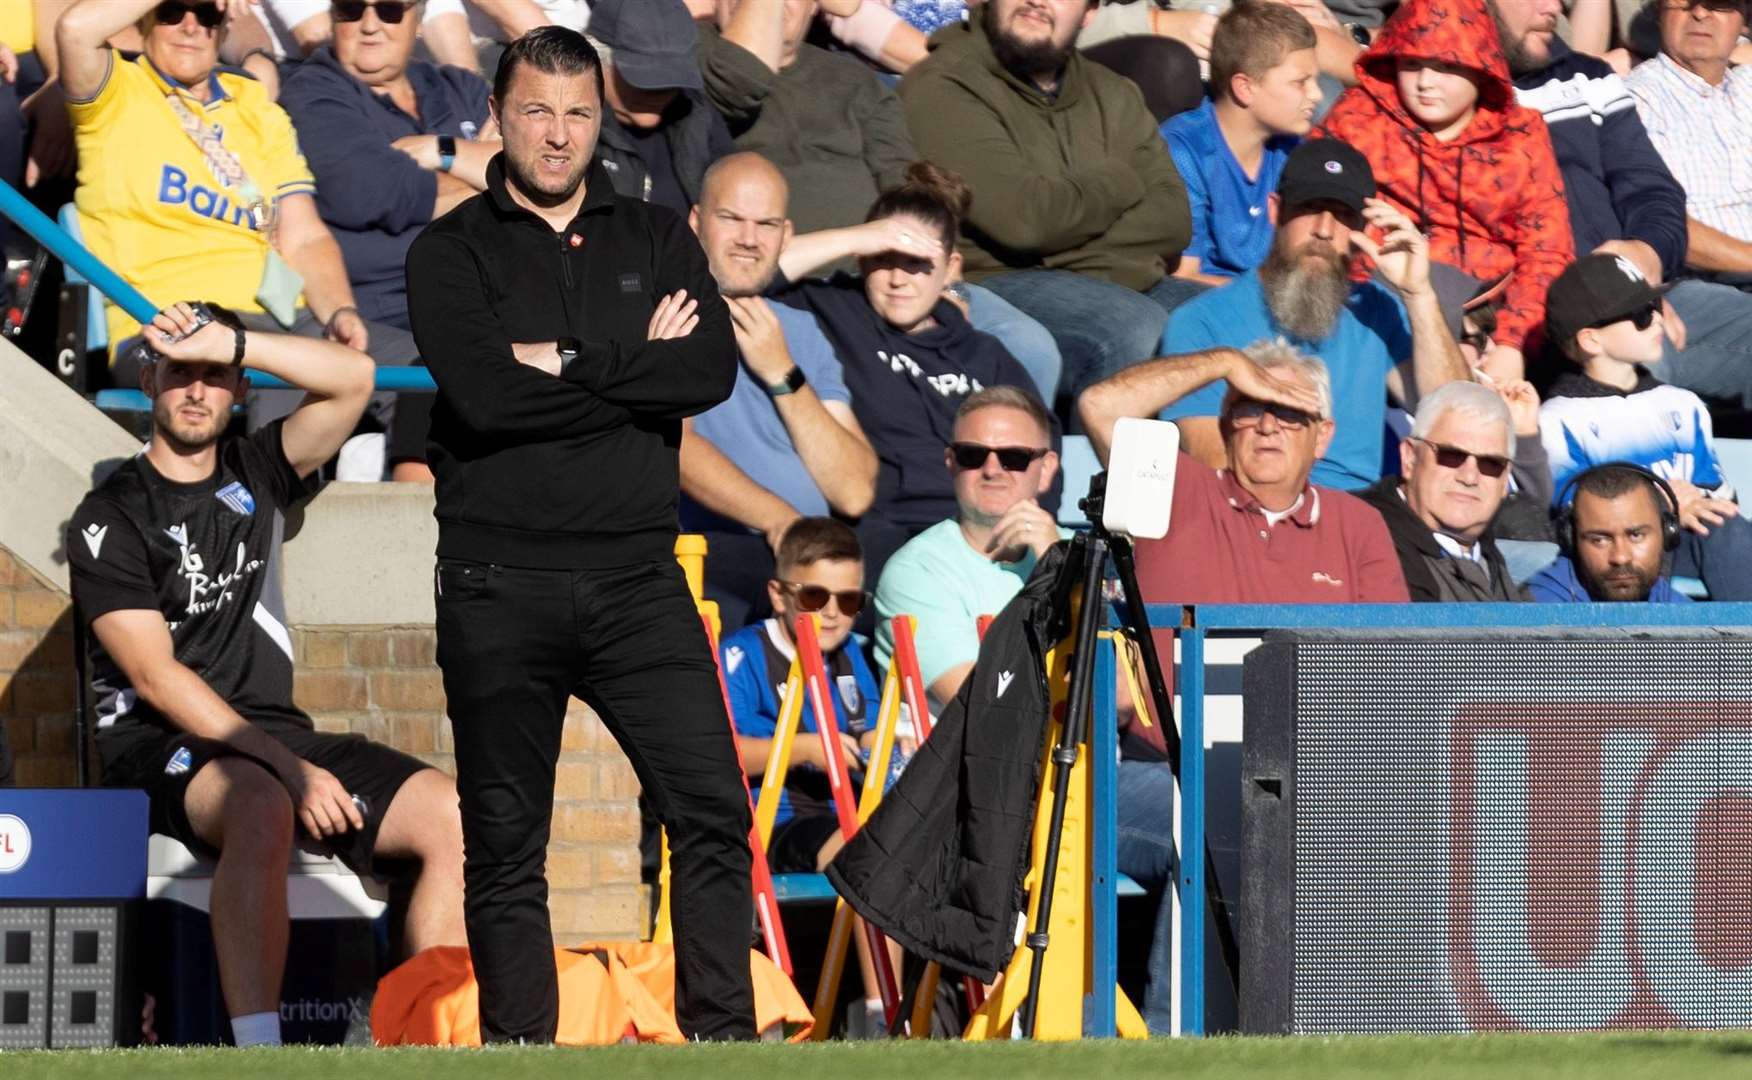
<box><xmin>1077</xmin><ymin>138</ymin><xmax>1470</xmax><ymax>493</ymax></box>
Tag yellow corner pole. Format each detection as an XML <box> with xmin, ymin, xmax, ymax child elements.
<box><xmin>965</xmin><ymin>592</ymin><xmax>1093</xmax><ymax>1041</ymax></box>
<box><xmin>655</xmin><ymin>536</ymin><xmax>712</xmax><ymax>945</ymax></box>
<box><xmin>812</xmin><ymin>655</ymin><xmax>907</xmax><ymax>1039</ymax></box>
<box><xmin>752</xmin><ymin>655</ymin><xmax>806</xmax><ymax>850</ymax></box>
<box><xmin>794</xmin><ymin>614</ymin><xmax>902</xmax><ymax>1033</ymax></box>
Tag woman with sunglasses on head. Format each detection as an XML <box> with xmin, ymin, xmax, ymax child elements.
<box><xmin>771</xmin><ymin>161</ymin><xmax>1048</xmax><ymax>582</ymax></box>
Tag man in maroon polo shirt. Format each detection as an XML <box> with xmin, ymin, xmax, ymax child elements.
<box><xmin>1086</xmin><ymin>338</ymin><xmax>1409</xmax><ymax>603</ymax></box>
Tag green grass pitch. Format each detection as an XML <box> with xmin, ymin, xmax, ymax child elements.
<box><xmin>8</xmin><ymin>1033</ymin><xmax>1752</xmax><ymax>1080</ymax></box>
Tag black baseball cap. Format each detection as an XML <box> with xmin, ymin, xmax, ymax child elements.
<box><xmin>1277</xmin><ymin>138</ymin><xmax>1376</xmax><ymax>213</ymax></box>
<box><xmin>588</xmin><ymin>0</ymin><xmax>703</xmax><ymax>93</ymax></box>
<box><xmin>1545</xmin><ymin>253</ymin><xmax>1665</xmax><ymax>344</ymax></box>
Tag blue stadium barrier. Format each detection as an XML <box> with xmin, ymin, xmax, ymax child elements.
<box><xmin>1121</xmin><ymin>600</ymin><xmax>1752</xmax><ymax>1037</ymax></box>
<box><xmin>0</xmin><ymin>182</ymin><xmax>436</xmax><ymax>392</ymax></box>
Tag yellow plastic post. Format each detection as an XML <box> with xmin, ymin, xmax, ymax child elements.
<box><xmin>752</xmin><ymin>656</ymin><xmax>806</xmax><ymax>849</ymax></box>
<box><xmin>652</xmin><ymin>830</ymin><xmax>673</xmax><ymax>944</ymax></box>
<box><xmin>961</xmin><ymin>600</ymin><xmax>1147</xmax><ymax>1040</ymax></box>
<box><xmin>810</xmin><ymin>658</ymin><xmax>907</xmax><ymax>1039</ymax></box>
<box><xmin>653</xmin><ymin>537</ymin><xmax>712</xmax><ymax>945</ymax></box>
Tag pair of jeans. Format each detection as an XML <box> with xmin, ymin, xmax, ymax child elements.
<box><xmin>978</xmin><ymin>271</ymin><xmax>1208</xmax><ymax>401</ymax></box>
<box><xmin>963</xmin><ymin>282</ymin><xmax>1063</xmax><ymax>402</ymax></box>
<box><xmin>436</xmin><ymin>557</ymin><xmax>756</xmax><ymax>1042</ymax></box>
<box><xmin>1115</xmin><ymin>757</ymin><xmax>1177</xmax><ymax>1036</ymax></box>
<box><xmin>1654</xmin><ymin>279</ymin><xmax>1752</xmax><ymax>409</ymax></box>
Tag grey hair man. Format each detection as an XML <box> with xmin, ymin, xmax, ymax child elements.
<box><xmin>1359</xmin><ymin>380</ymin><xmax>1535</xmax><ymax>601</ymax></box>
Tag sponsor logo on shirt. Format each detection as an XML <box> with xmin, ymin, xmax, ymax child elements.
<box><xmin>166</xmin><ymin>525</ymin><xmax>265</xmax><ymax>619</ymax></box>
<box><xmin>996</xmin><ymin>669</ymin><xmax>1015</xmax><ymax>699</ymax></box>
<box><xmin>164</xmin><ymin>746</ymin><xmax>194</xmax><ymax>777</ymax></box>
<box><xmin>1311</xmin><ymin>571</ymin><xmax>1346</xmax><ymax>587</ymax></box>
<box><xmin>157</xmin><ymin>165</ymin><xmax>259</xmax><ymax>230</ymax></box>
<box><xmin>725</xmin><ymin>645</ymin><xmax>746</xmax><ymax>676</ymax></box>
<box><xmin>216</xmin><ymin>481</ymin><xmax>256</xmax><ymax>516</ymax></box>
<box><xmin>81</xmin><ymin>523</ymin><xmax>108</xmax><ymax>559</ymax></box>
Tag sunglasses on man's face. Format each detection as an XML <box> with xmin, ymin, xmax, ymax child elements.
<box><xmin>332</xmin><ymin>0</ymin><xmax>416</xmax><ymax>23</ymax></box>
<box><xmin>1593</xmin><ymin>301</ymin><xmax>1660</xmax><ymax>332</ymax></box>
<box><xmin>1659</xmin><ymin>0</ymin><xmax>1744</xmax><ymax>14</ymax></box>
<box><xmin>949</xmin><ymin>442</ymin><xmax>1049</xmax><ymax>472</ymax></box>
<box><xmin>1413</xmin><ymin>438</ymin><xmax>1511</xmax><ymax>478</ymax></box>
<box><xmin>154</xmin><ymin>1</ymin><xmax>224</xmax><ymax>28</ymax></box>
<box><xmin>1227</xmin><ymin>398</ymin><xmax>1318</xmax><ymax>430</ymax></box>
<box><xmin>778</xmin><ymin>581</ymin><xmax>867</xmax><ymax>617</ymax></box>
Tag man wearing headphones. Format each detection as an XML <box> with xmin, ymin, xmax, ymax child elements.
<box><xmin>1528</xmin><ymin>463</ymin><xmax>1692</xmax><ymax>602</ymax></box>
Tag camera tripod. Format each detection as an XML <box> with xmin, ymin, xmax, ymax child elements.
<box><xmin>1015</xmin><ymin>472</ymin><xmax>1241</xmax><ymax>1037</ymax></box>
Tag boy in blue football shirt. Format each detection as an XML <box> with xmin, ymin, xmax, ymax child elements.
<box><xmin>720</xmin><ymin>516</ymin><xmax>890</xmax><ymax>1034</ymax></box>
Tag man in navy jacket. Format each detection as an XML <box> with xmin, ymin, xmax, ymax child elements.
<box><xmin>279</xmin><ymin>0</ymin><xmax>498</xmax><ymax>331</ymax></box>
<box><xmin>1490</xmin><ymin>0</ymin><xmax>1752</xmax><ymax>409</ymax></box>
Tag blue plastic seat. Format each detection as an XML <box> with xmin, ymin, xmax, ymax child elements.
<box><xmin>58</xmin><ymin>204</ymin><xmax>108</xmax><ymax>352</ymax></box>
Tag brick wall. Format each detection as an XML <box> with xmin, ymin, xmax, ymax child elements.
<box><xmin>291</xmin><ymin>625</ymin><xmax>644</xmax><ymax>942</ymax></box>
<box><xmin>0</xmin><ymin>542</ymin><xmax>643</xmax><ymax>943</ymax></box>
<box><xmin>0</xmin><ymin>547</ymin><xmax>79</xmax><ymax>786</ymax></box>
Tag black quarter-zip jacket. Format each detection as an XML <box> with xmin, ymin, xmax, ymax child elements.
<box><xmin>406</xmin><ymin>156</ymin><xmax>736</xmax><ymax>569</ymax></box>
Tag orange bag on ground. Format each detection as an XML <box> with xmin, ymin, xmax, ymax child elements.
<box><xmin>372</xmin><ymin>943</ymin><xmax>813</xmax><ymax>1045</ymax></box>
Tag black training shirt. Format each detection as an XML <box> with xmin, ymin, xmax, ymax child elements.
<box><xmin>68</xmin><ymin>422</ymin><xmax>313</xmax><ymax>751</ymax></box>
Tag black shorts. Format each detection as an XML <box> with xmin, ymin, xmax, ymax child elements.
<box><xmin>100</xmin><ymin>720</ymin><xmax>429</xmax><ymax>877</ymax></box>
<box><xmin>766</xmin><ymin>814</ymin><xmax>841</xmax><ymax>875</ymax></box>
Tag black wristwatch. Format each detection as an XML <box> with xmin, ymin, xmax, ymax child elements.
<box><xmin>556</xmin><ymin>337</ymin><xmax>582</xmax><ymax>369</ymax></box>
<box><xmin>765</xmin><ymin>365</ymin><xmax>806</xmax><ymax>397</ymax></box>
<box><xmin>437</xmin><ymin>134</ymin><xmax>457</xmax><ymax>173</ymax></box>
<box><xmin>1345</xmin><ymin>22</ymin><xmax>1371</xmax><ymax>45</ymax></box>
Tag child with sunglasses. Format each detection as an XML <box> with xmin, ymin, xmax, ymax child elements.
<box><xmin>1539</xmin><ymin>254</ymin><xmax>1752</xmax><ymax>598</ymax></box>
<box><xmin>718</xmin><ymin>517</ymin><xmax>895</xmax><ymax>1035</ymax></box>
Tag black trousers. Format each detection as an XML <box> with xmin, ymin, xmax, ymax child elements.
<box><xmin>435</xmin><ymin>557</ymin><xmax>756</xmax><ymax>1042</ymax></box>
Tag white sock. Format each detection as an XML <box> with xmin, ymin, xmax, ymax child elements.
<box><xmin>231</xmin><ymin>1010</ymin><xmax>282</xmax><ymax>1048</ymax></box>
<box><xmin>863</xmin><ymin>998</ymin><xmax>887</xmax><ymax>1038</ymax></box>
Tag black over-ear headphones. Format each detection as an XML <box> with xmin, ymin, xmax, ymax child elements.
<box><xmin>1554</xmin><ymin>462</ymin><xmax>1682</xmax><ymax>555</ymax></box>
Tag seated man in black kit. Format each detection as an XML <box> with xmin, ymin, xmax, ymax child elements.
<box><xmin>67</xmin><ymin>302</ymin><xmax>466</xmax><ymax>1049</ymax></box>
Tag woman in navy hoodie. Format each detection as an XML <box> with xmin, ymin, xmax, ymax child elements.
<box><xmin>773</xmin><ymin>162</ymin><xmax>1053</xmax><ymax>580</ymax></box>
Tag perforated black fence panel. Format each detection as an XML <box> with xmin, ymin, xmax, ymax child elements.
<box><xmin>1240</xmin><ymin>629</ymin><xmax>1752</xmax><ymax>1034</ymax></box>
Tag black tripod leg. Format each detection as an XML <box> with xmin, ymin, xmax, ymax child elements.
<box><xmin>1018</xmin><ymin>534</ymin><xmax>1107</xmax><ymax>1038</ymax></box>
<box><xmin>1109</xmin><ymin>538</ymin><xmax>1180</xmax><ymax>765</ymax></box>
<box><xmin>1109</xmin><ymin>537</ymin><xmax>1241</xmax><ymax>998</ymax></box>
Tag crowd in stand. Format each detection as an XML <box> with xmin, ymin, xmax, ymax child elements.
<box><xmin>11</xmin><ymin>0</ymin><xmax>1752</xmax><ymax>1041</ymax></box>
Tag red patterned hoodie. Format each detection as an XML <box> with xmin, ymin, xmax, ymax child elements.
<box><xmin>1318</xmin><ymin>0</ymin><xmax>1573</xmax><ymax>354</ymax></box>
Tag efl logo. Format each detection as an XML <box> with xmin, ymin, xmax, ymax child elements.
<box><xmin>0</xmin><ymin>813</ymin><xmax>31</xmax><ymax>873</ymax></box>
<box><xmin>1450</xmin><ymin>703</ymin><xmax>1752</xmax><ymax>1029</ymax></box>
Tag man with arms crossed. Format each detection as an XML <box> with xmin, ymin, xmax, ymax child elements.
<box><xmin>406</xmin><ymin>28</ymin><xmax>755</xmax><ymax>1042</ymax></box>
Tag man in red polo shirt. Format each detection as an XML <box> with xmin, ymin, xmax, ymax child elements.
<box><xmin>1093</xmin><ymin>338</ymin><xmax>1409</xmax><ymax>603</ymax></box>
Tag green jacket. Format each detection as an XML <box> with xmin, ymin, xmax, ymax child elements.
<box><xmin>898</xmin><ymin>18</ymin><xmax>1190</xmax><ymax>291</ymax></box>
<box><xmin>699</xmin><ymin>27</ymin><xmax>915</xmax><ymax>237</ymax></box>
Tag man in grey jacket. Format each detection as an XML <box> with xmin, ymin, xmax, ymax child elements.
<box><xmin>1358</xmin><ymin>381</ymin><xmax>1542</xmax><ymax>602</ymax></box>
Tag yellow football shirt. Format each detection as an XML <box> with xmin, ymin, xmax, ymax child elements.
<box><xmin>0</xmin><ymin>4</ymin><xmax>33</xmax><ymax>55</ymax></box>
<box><xmin>68</xmin><ymin>51</ymin><xmax>316</xmax><ymax>352</ymax></box>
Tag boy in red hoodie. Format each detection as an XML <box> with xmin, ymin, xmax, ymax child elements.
<box><xmin>1319</xmin><ymin>0</ymin><xmax>1572</xmax><ymax>383</ymax></box>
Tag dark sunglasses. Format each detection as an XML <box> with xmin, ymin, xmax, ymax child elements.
<box><xmin>332</xmin><ymin>0</ymin><xmax>416</xmax><ymax>23</ymax></box>
<box><xmin>1227</xmin><ymin>398</ymin><xmax>1317</xmax><ymax>430</ymax></box>
<box><xmin>1593</xmin><ymin>301</ymin><xmax>1660</xmax><ymax>332</ymax></box>
<box><xmin>949</xmin><ymin>442</ymin><xmax>1050</xmax><ymax>472</ymax></box>
<box><xmin>154</xmin><ymin>1</ymin><xmax>224</xmax><ymax>28</ymax></box>
<box><xmin>1660</xmin><ymin>0</ymin><xmax>1744</xmax><ymax>13</ymax></box>
<box><xmin>1413</xmin><ymin>438</ymin><xmax>1511</xmax><ymax>478</ymax></box>
<box><xmin>778</xmin><ymin>581</ymin><xmax>867</xmax><ymax>617</ymax></box>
